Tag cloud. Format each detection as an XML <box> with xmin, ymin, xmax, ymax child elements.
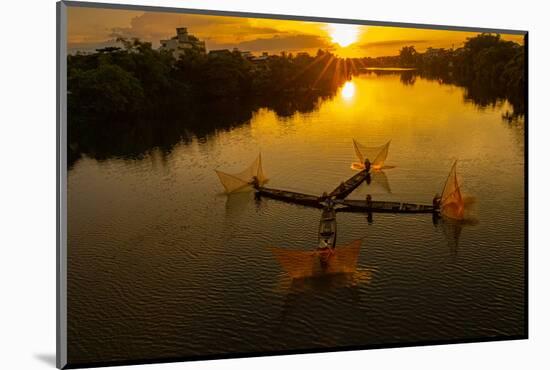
<box><xmin>68</xmin><ymin>8</ymin><xmax>335</xmax><ymax>54</ymax></box>
<box><xmin>108</xmin><ymin>12</ymin><xmax>216</xmax><ymax>42</ymax></box>
<box><xmin>358</xmin><ymin>39</ymin><xmax>428</xmax><ymax>49</ymax></box>
<box><xmin>103</xmin><ymin>11</ymin><xmax>332</xmax><ymax>53</ymax></box>
<box><xmin>229</xmin><ymin>34</ymin><xmax>332</xmax><ymax>53</ymax></box>
<box><xmin>108</xmin><ymin>12</ymin><xmax>288</xmax><ymax>47</ymax></box>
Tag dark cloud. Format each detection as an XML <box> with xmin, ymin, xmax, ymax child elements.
<box><xmin>231</xmin><ymin>34</ymin><xmax>331</xmax><ymax>52</ymax></box>
<box><xmin>108</xmin><ymin>12</ymin><xmax>285</xmax><ymax>46</ymax></box>
<box><xmin>108</xmin><ymin>12</ymin><xmax>243</xmax><ymax>43</ymax></box>
<box><xmin>358</xmin><ymin>39</ymin><xmax>428</xmax><ymax>49</ymax></box>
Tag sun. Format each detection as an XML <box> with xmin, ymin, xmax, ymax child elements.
<box><xmin>328</xmin><ymin>24</ymin><xmax>360</xmax><ymax>47</ymax></box>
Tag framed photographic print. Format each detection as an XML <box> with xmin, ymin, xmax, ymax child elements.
<box><xmin>57</xmin><ymin>1</ymin><xmax>527</xmax><ymax>368</ymax></box>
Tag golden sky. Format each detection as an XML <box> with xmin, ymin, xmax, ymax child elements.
<box><xmin>67</xmin><ymin>6</ymin><xmax>524</xmax><ymax>57</ymax></box>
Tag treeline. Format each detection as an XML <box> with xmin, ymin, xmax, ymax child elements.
<box><xmin>360</xmin><ymin>33</ymin><xmax>525</xmax><ymax>118</ymax></box>
<box><xmin>68</xmin><ymin>40</ymin><xmax>352</xmax><ymax>121</ymax></box>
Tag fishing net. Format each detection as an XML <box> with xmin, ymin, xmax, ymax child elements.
<box><xmin>215</xmin><ymin>154</ymin><xmax>268</xmax><ymax>194</ymax></box>
<box><xmin>270</xmin><ymin>240</ymin><xmax>362</xmax><ymax>279</ymax></box>
<box><xmin>440</xmin><ymin>161</ymin><xmax>467</xmax><ymax>220</ymax></box>
<box><xmin>351</xmin><ymin>139</ymin><xmax>391</xmax><ymax>171</ymax></box>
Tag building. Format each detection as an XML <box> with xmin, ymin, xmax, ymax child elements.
<box><xmin>233</xmin><ymin>48</ymin><xmax>253</xmax><ymax>59</ymax></box>
<box><xmin>159</xmin><ymin>27</ymin><xmax>206</xmax><ymax>58</ymax></box>
<box><xmin>250</xmin><ymin>52</ymin><xmax>270</xmax><ymax>63</ymax></box>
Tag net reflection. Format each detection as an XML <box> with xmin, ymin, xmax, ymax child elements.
<box><xmin>279</xmin><ymin>268</ymin><xmax>374</xmax><ymax>291</ymax></box>
<box><xmin>224</xmin><ymin>192</ymin><xmax>254</xmax><ymax>219</ymax></box>
<box><xmin>274</xmin><ymin>268</ymin><xmax>375</xmax><ymax>323</ymax></box>
<box><xmin>366</xmin><ymin>171</ymin><xmax>392</xmax><ymax>193</ymax></box>
<box><xmin>433</xmin><ymin>214</ymin><xmax>479</xmax><ymax>259</ymax></box>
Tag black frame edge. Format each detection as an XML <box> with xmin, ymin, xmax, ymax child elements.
<box><xmin>57</xmin><ymin>1</ymin><xmax>68</xmax><ymax>369</ymax></box>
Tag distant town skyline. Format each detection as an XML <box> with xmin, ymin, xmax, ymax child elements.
<box><xmin>68</xmin><ymin>7</ymin><xmax>524</xmax><ymax>57</ymax></box>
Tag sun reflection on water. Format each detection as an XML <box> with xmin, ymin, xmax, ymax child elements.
<box><xmin>341</xmin><ymin>81</ymin><xmax>356</xmax><ymax>101</ymax></box>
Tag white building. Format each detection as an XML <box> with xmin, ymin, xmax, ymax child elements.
<box><xmin>159</xmin><ymin>27</ymin><xmax>206</xmax><ymax>58</ymax></box>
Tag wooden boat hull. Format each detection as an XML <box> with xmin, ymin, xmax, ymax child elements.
<box><xmin>256</xmin><ymin>187</ymin><xmax>322</xmax><ymax>208</ymax></box>
<box><xmin>329</xmin><ymin>169</ymin><xmax>369</xmax><ymax>199</ymax></box>
<box><xmin>339</xmin><ymin>199</ymin><xmax>435</xmax><ymax>213</ymax></box>
<box><xmin>318</xmin><ymin>206</ymin><xmax>337</xmax><ymax>248</ymax></box>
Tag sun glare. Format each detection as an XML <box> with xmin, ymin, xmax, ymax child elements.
<box><xmin>328</xmin><ymin>24</ymin><xmax>360</xmax><ymax>47</ymax></box>
<box><xmin>341</xmin><ymin>81</ymin><xmax>356</xmax><ymax>101</ymax></box>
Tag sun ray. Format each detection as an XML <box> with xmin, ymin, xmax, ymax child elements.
<box><xmin>312</xmin><ymin>55</ymin><xmax>336</xmax><ymax>88</ymax></box>
<box><xmin>286</xmin><ymin>53</ymin><xmax>330</xmax><ymax>86</ymax></box>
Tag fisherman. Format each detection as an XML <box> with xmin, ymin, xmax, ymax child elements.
<box><xmin>250</xmin><ymin>176</ymin><xmax>260</xmax><ymax>189</ymax></box>
<box><xmin>317</xmin><ymin>243</ymin><xmax>334</xmax><ymax>269</ymax></box>
<box><xmin>433</xmin><ymin>193</ymin><xmax>441</xmax><ymax>209</ymax></box>
<box><xmin>366</xmin><ymin>194</ymin><xmax>372</xmax><ymax>209</ymax></box>
<box><xmin>364</xmin><ymin>158</ymin><xmax>371</xmax><ymax>172</ymax></box>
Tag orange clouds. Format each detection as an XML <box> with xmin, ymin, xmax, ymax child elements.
<box><xmin>67</xmin><ymin>6</ymin><xmax>524</xmax><ymax>57</ymax></box>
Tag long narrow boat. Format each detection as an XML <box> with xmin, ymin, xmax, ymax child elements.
<box><xmin>318</xmin><ymin>206</ymin><xmax>337</xmax><ymax>248</ymax></box>
<box><xmin>329</xmin><ymin>169</ymin><xmax>369</xmax><ymax>200</ymax></box>
<box><xmin>339</xmin><ymin>199</ymin><xmax>435</xmax><ymax>213</ymax></box>
<box><xmin>256</xmin><ymin>187</ymin><xmax>323</xmax><ymax>208</ymax></box>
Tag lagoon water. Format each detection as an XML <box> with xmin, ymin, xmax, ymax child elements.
<box><xmin>67</xmin><ymin>72</ymin><xmax>525</xmax><ymax>364</ymax></box>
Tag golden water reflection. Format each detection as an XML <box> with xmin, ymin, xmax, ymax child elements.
<box><xmin>341</xmin><ymin>80</ymin><xmax>356</xmax><ymax>101</ymax></box>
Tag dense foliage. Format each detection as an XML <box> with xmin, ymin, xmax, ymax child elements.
<box><xmin>68</xmin><ymin>40</ymin><xmax>351</xmax><ymax>121</ymax></box>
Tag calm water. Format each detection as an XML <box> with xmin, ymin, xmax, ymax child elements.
<box><xmin>67</xmin><ymin>72</ymin><xmax>525</xmax><ymax>365</ymax></box>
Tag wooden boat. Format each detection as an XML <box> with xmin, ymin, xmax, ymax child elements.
<box><xmin>339</xmin><ymin>199</ymin><xmax>435</xmax><ymax>213</ymax></box>
<box><xmin>256</xmin><ymin>187</ymin><xmax>323</xmax><ymax>208</ymax></box>
<box><xmin>318</xmin><ymin>206</ymin><xmax>337</xmax><ymax>249</ymax></box>
<box><xmin>329</xmin><ymin>169</ymin><xmax>369</xmax><ymax>199</ymax></box>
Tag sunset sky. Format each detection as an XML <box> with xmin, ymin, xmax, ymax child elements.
<box><xmin>67</xmin><ymin>6</ymin><xmax>524</xmax><ymax>57</ymax></box>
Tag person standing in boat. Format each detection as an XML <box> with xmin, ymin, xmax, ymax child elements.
<box><xmin>364</xmin><ymin>158</ymin><xmax>371</xmax><ymax>172</ymax></box>
<box><xmin>433</xmin><ymin>193</ymin><xmax>441</xmax><ymax>209</ymax></box>
<box><xmin>317</xmin><ymin>242</ymin><xmax>334</xmax><ymax>269</ymax></box>
<box><xmin>366</xmin><ymin>194</ymin><xmax>372</xmax><ymax>209</ymax></box>
<box><xmin>250</xmin><ymin>176</ymin><xmax>260</xmax><ymax>189</ymax></box>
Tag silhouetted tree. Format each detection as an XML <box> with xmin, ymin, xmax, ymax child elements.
<box><xmin>399</xmin><ymin>46</ymin><xmax>417</xmax><ymax>67</ymax></box>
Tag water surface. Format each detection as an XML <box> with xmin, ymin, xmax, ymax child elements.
<box><xmin>68</xmin><ymin>72</ymin><xmax>525</xmax><ymax>364</ymax></box>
